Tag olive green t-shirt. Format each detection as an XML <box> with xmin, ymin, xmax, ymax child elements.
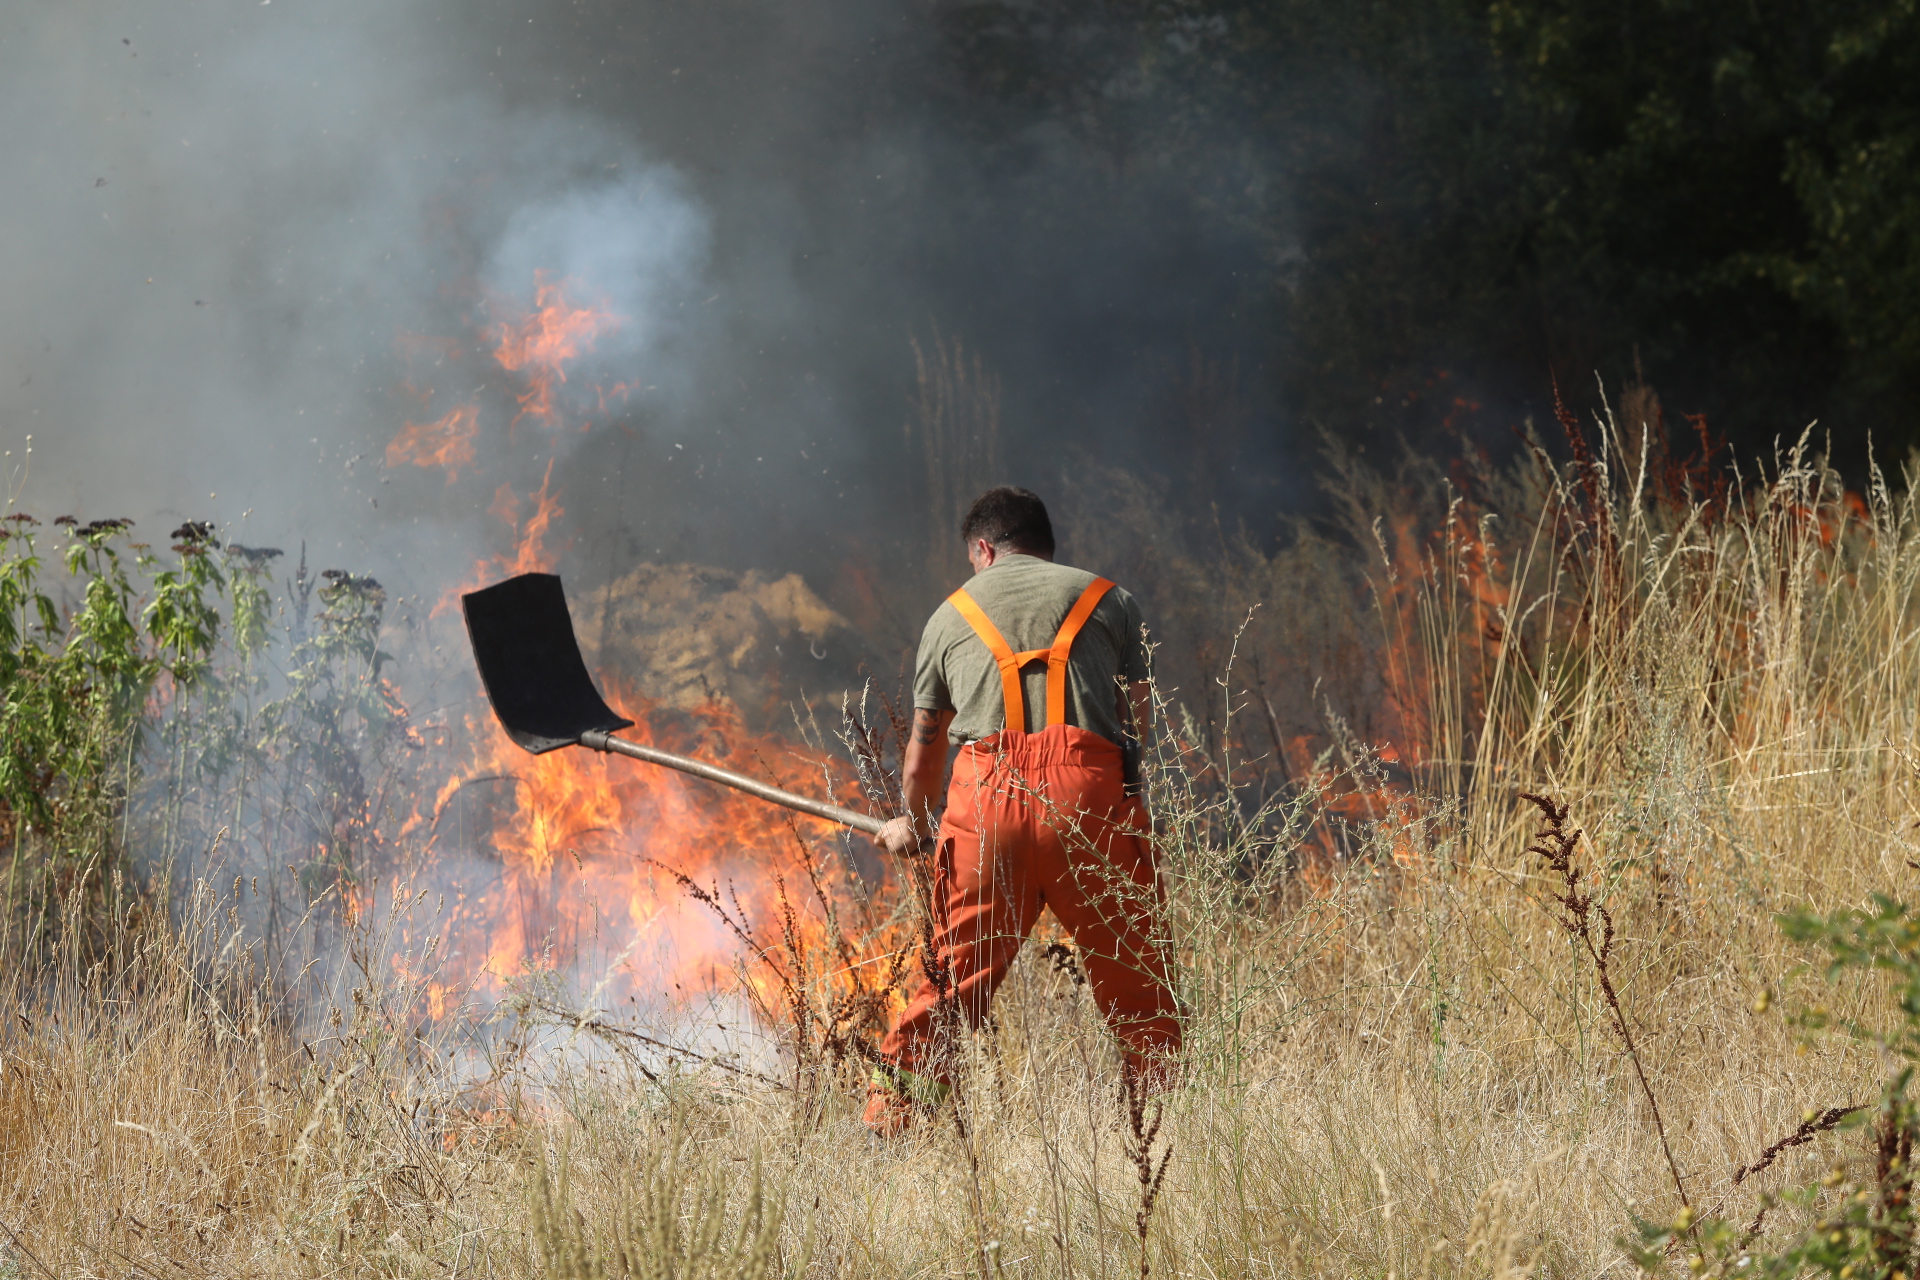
<box><xmin>914</xmin><ymin>554</ymin><xmax>1148</xmax><ymax>746</ymax></box>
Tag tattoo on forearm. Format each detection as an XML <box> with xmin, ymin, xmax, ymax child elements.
<box><xmin>912</xmin><ymin>709</ymin><xmax>941</xmax><ymax>745</ymax></box>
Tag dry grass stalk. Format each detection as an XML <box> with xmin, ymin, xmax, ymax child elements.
<box><xmin>1120</xmin><ymin>1068</ymin><xmax>1172</xmax><ymax>1280</ymax></box>
<box><xmin>1519</xmin><ymin>791</ymin><xmax>1693</xmax><ymax>1222</ymax></box>
<box><xmin>1733</xmin><ymin>1105</ymin><xmax>1865</xmax><ymax>1185</ymax></box>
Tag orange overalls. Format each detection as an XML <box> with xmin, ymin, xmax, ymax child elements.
<box><xmin>875</xmin><ymin>578</ymin><xmax>1182</xmax><ymax>1102</ymax></box>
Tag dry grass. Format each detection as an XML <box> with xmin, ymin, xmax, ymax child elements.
<box><xmin>4</xmin><ymin>407</ymin><xmax>1919</xmax><ymax>1277</ymax></box>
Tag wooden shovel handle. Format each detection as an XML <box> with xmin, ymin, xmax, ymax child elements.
<box><xmin>578</xmin><ymin>729</ymin><xmax>888</xmax><ymax>837</ymax></box>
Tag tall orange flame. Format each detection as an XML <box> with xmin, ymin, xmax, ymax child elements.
<box><xmin>486</xmin><ymin>462</ymin><xmax>565</xmax><ymax>577</ymax></box>
<box><xmin>384</xmin><ymin>269</ymin><xmax>876</xmax><ymax>1019</ymax></box>
<box><xmin>490</xmin><ymin>273</ymin><xmax>624</xmax><ymax>425</ymax></box>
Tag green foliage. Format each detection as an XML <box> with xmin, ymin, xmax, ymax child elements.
<box><xmin>227</xmin><ymin>552</ymin><xmax>272</xmax><ymax>661</ymax></box>
<box><xmin>0</xmin><ymin>511</ymin><xmax>425</xmax><ymax>957</ymax></box>
<box><xmin>0</xmin><ymin>517</ymin><xmax>219</xmax><ymax>841</ymax></box>
<box><xmin>940</xmin><ymin>0</ymin><xmax>1920</xmax><ymax>449</ymax></box>
<box><xmin>84</xmin><ymin>532</ymin><xmax>433</xmax><ymax>976</ymax></box>
<box><xmin>142</xmin><ymin>522</ymin><xmax>225</xmax><ymax>686</ymax></box>
<box><xmin>0</xmin><ymin>515</ymin><xmax>230</xmax><ymax>952</ymax></box>
<box><xmin>251</xmin><ymin>567</ymin><xmax>419</xmax><ymax>903</ymax></box>
<box><xmin>1627</xmin><ymin>896</ymin><xmax>1920</xmax><ymax>1276</ymax></box>
<box><xmin>1785</xmin><ymin>896</ymin><xmax>1920</xmax><ymax>1053</ymax></box>
<box><xmin>0</xmin><ymin>507</ymin><xmax>430</xmax><ymax>968</ymax></box>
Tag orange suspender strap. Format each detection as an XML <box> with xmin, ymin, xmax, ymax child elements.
<box><xmin>1044</xmin><ymin>577</ymin><xmax>1115</xmax><ymax>727</ymax></box>
<box><xmin>946</xmin><ymin>589</ymin><xmax>1030</xmax><ymax>731</ymax></box>
<box><xmin>947</xmin><ymin>577</ymin><xmax>1116</xmax><ymax>732</ymax></box>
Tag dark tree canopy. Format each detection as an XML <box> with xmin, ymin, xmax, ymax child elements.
<box><xmin>934</xmin><ymin>0</ymin><xmax>1920</xmax><ymax>463</ymax></box>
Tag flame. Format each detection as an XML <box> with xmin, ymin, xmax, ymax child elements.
<box><xmin>421</xmin><ymin>458</ymin><xmax>878</xmax><ymax>1012</ymax></box>
<box><xmin>595</xmin><ymin>382</ymin><xmax>638</xmax><ymax>416</ymax></box>
<box><xmin>490</xmin><ymin>273</ymin><xmax>624</xmax><ymax>426</ymax></box>
<box><xmin>386</xmin><ymin>404</ymin><xmax>481</xmax><ymax>483</ymax></box>
<box><xmin>490</xmin><ymin>462</ymin><xmax>565</xmax><ymax>577</ymax></box>
<box><xmin>427</xmin><ymin>685</ymin><xmax>865</xmax><ymax>1004</ymax></box>
<box><xmin>386</xmin><ymin>270</ymin><xmax>889</xmax><ymax>1020</ymax></box>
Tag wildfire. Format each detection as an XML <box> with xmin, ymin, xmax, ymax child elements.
<box><xmin>426</xmin><ymin>685</ymin><xmax>863</xmax><ymax>1006</ymax></box>
<box><xmin>386</xmin><ymin>404</ymin><xmax>481</xmax><ymax>483</ymax></box>
<box><xmin>380</xmin><ymin>266</ymin><xmax>879</xmax><ymax>1020</ymax></box>
<box><xmin>490</xmin><ymin>273</ymin><xmax>624</xmax><ymax>425</ymax></box>
<box><xmin>418</xmin><ymin>452</ymin><xmax>873</xmax><ymax>1012</ymax></box>
<box><xmin>487</xmin><ymin>462</ymin><xmax>566</xmax><ymax>578</ymax></box>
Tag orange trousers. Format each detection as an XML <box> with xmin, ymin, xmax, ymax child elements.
<box><xmin>878</xmin><ymin>724</ymin><xmax>1182</xmax><ymax>1086</ymax></box>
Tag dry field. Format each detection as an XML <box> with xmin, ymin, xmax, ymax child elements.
<box><xmin>2</xmin><ymin>411</ymin><xmax>1916</xmax><ymax>1278</ymax></box>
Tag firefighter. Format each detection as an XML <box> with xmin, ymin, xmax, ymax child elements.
<box><xmin>867</xmin><ymin>486</ymin><xmax>1182</xmax><ymax>1135</ymax></box>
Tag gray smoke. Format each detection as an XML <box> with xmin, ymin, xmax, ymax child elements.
<box><xmin>0</xmin><ymin>0</ymin><xmax>1284</xmax><ymax>606</ymax></box>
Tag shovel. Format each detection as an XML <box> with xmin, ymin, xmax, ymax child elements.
<box><xmin>461</xmin><ymin>571</ymin><xmax>885</xmax><ymax>838</ymax></box>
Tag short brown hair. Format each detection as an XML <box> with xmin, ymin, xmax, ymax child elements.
<box><xmin>960</xmin><ymin>486</ymin><xmax>1054</xmax><ymax>556</ymax></box>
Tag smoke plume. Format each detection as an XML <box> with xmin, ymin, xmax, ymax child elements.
<box><xmin>0</xmin><ymin>0</ymin><xmax>1286</xmax><ymax>606</ymax></box>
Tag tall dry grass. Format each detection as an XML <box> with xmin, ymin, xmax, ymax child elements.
<box><xmin>4</xmin><ymin>403</ymin><xmax>1920</xmax><ymax>1276</ymax></box>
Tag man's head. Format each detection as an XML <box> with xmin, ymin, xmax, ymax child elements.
<box><xmin>961</xmin><ymin>486</ymin><xmax>1055</xmax><ymax>573</ymax></box>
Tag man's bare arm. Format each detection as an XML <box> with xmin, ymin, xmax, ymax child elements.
<box><xmin>878</xmin><ymin>707</ymin><xmax>955</xmax><ymax>856</ymax></box>
<box><xmin>911</xmin><ymin>706</ymin><xmax>946</xmax><ymax>746</ymax></box>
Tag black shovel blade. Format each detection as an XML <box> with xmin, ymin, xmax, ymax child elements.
<box><xmin>461</xmin><ymin>572</ymin><xmax>634</xmax><ymax>754</ymax></box>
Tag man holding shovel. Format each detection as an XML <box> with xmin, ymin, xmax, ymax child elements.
<box><xmin>868</xmin><ymin>486</ymin><xmax>1182</xmax><ymax>1135</ymax></box>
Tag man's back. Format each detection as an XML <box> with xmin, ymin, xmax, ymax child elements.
<box><xmin>914</xmin><ymin>553</ymin><xmax>1147</xmax><ymax>745</ymax></box>
<box><xmin>868</xmin><ymin>488</ymin><xmax>1181</xmax><ymax>1136</ymax></box>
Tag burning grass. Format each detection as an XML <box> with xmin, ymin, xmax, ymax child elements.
<box><xmin>8</xmin><ymin>403</ymin><xmax>1920</xmax><ymax>1275</ymax></box>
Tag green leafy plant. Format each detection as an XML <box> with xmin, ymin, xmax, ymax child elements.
<box><xmin>1630</xmin><ymin>895</ymin><xmax>1920</xmax><ymax>1277</ymax></box>
<box><xmin>0</xmin><ymin>515</ymin><xmax>227</xmax><ymax>952</ymax></box>
<box><xmin>251</xmin><ymin>563</ymin><xmax>420</xmax><ymax>912</ymax></box>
